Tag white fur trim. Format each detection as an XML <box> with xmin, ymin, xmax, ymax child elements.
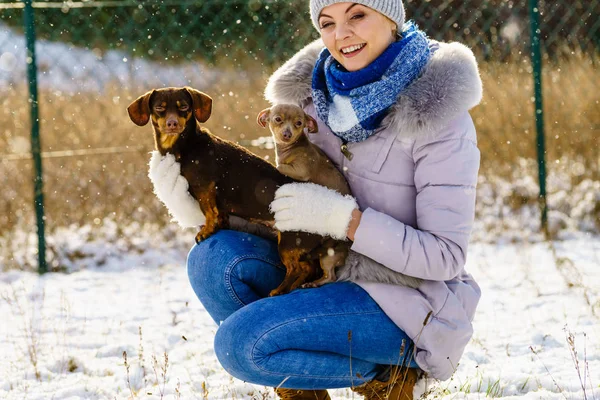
<box><xmin>336</xmin><ymin>251</ymin><xmax>422</xmax><ymax>288</ymax></box>
<box><xmin>270</xmin><ymin>182</ymin><xmax>357</xmax><ymax>240</ymax></box>
<box><xmin>264</xmin><ymin>39</ymin><xmax>325</xmax><ymax>107</ymax></box>
<box><xmin>382</xmin><ymin>41</ymin><xmax>483</xmax><ymax>138</ymax></box>
<box><xmin>148</xmin><ymin>151</ymin><xmax>206</xmax><ymax>229</ymax></box>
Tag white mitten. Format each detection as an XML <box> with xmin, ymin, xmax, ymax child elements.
<box><xmin>148</xmin><ymin>151</ymin><xmax>206</xmax><ymax>228</ymax></box>
<box><xmin>270</xmin><ymin>182</ymin><xmax>357</xmax><ymax>240</ymax></box>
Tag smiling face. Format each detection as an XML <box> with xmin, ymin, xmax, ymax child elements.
<box><xmin>318</xmin><ymin>2</ymin><xmax>397</xmax><ymax>71</ymax></box>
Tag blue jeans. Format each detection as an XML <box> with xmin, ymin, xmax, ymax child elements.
<box><xmin>186</xmin><ymin>230</ymin><xmax>418</xmax><ymax>390</ymax></box>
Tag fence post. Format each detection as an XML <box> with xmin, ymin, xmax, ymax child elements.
<box><xmin>528</xmin><ymin>0</ymin><xmax>548</xmax><ymax>237</ymax></box>
<box><xmin>23</xmin><ymin>0</ymin><xmax>47</xmax><ymax>273</ymax></box>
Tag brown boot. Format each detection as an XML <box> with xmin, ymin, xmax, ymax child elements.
<box><xmin>351</xmin><ymin>367</ymin><xmax>418</xmax><ymax>400</ymax></box>
<box><xmin>274</xmin><ymin>388</ymin><xmax>331</xmax><ymax>399</ymax></box>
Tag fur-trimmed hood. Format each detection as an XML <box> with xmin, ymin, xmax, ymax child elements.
<box><xmin>265</xmin><ymin>39</ymin><xmax>483</xmax><ymax>138</ymax></box>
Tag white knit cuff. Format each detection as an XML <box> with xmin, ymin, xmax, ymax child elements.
<box><xmin>271</xmin><ymin>182</ymin><xmax>357</xmax><ymax>240</ymax></box>
<box><xmin>325</xmin><ymin>194</ymin><xmax>357</xmax><ymax>240</ymax></box>
<box><xmin>166</xmin><ymin>183</ymin><xmax>207</xmax><ymax>229</ymax></box>
<box><xmin>148</xmin><ymin>151</ymin><xmax>206</xmax><ymax>229</ymax></box>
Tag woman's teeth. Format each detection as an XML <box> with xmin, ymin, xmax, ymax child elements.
<box><xmin>341</xmin><ymin>44</ymin><xmax>365</xmax><ymax>54</ymax></box>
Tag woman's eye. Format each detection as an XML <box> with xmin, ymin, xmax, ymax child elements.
<box><xmin>350</xmin><ymin>13</ymin><xmax>364</xmax><ymax>20</ymax></box>
<box><xmin>320</xmin><ymin>21</ymin><xmax>333</xmax><ymax>29</ymax></box>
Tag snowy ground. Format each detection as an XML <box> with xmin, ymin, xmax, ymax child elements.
<box><xmin>0</xmin><ymin>22</ymin><xmax>217</xmax><ymax>92</ymax></box>
<box><xmin>1</xmin><ymin>228</ymin><xmax>599</xmax><ymax>400</ymax></box>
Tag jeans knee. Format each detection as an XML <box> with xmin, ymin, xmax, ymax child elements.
<box><xmin>214</xmin><ymin>311</ymin><xmax>260</xmax><ymax>383</ymax></box>
<box><xmin>186</xmin><ymin>230</ymin><xmax>283</xmax><ymax>324</ymax></box>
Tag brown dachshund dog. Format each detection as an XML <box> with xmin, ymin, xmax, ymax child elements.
<box><xmin>128</xmin><ymin>87</ymin><xmax>327</xmax><ymax>296</ymax></box>
<box><xmin>258</xmin><ymin>104</ymin><xmax>351</xmax><ymax>288</ymax></box>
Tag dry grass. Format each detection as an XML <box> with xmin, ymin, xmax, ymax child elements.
<box><xmin>0</xmin><ymin>55</ymin><xmax>598</xmax><ymax>243</ymax></box>
<box><xmin>0</xmin><ymin>68</ymin><xmax>274</xmax><ymax>236</ymax></box>
<box><xmin>472</xmin><ymin>52</ymin><xmax>599</xmax><ymax>181</ymax></box>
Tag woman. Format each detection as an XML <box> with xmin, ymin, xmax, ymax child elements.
<box><xmin>148</xmin><ymin>0</ymin><xmax>483</xmax><ymax>398</ymax></box>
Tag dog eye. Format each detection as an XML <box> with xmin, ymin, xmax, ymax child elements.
<box><xmin>154</xmin><ymin>106</ymin><xmax>165</xmax><ymax>112</ymax></box>
<box><xmin>295</xmin><ymin>121</ymin><xmax>303</xmax><ymax>127</ymax></box>
<box><xmin>179</xmin><ymin>105</ymin><xmax>189</xmax><ymax>111</ymax></box>
<box><xmin>274</xmin><ymin>116</ymin><xmax>282</xmax><ymax>123</ymax></box>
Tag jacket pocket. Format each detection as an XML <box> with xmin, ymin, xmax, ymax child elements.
<box><xmin>347</xmin><ymin>132</ymin><xmax>414</xmax><ymax>187</ymax></box>
<box><xmin>371</xmin><ymin>128</ymin><xmax>398</xmax><ymax>173</ymax></box>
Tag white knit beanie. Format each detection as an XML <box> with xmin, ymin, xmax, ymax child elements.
<box><xmin>309</xmin><ymin>0</ymin><xmax>405</xmax><ymax>31</ymax></box>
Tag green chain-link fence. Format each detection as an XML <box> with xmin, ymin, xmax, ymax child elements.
<box><xmin>0</xmin><ymin>0</ymin><xmax>599</xmax><ymax>272</ymax></box>
<box><xmin>2</xmin><ymin>0</ymin><xmax>598</xmax><ymax>65</ymax></box>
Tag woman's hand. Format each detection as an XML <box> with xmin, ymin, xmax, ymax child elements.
<box><xmin>148</xmin><ymin>151</ymin><xmax>206</xmax><ymax>228</ymax></box>
<box><xmin>270</xmin><ymin>182</ymin><xmax>358</xmax><ymax>240</ymax></box>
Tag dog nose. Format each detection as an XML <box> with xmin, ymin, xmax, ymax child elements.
<box><xmin>282</xmin><ymin>129</ymin><xmax>292</xmax><ymax>140</ymax></box>
<box><xmin>166</xmin><ymin>118</ymin><xmax>179</xmax><ymax>129</ymax></box>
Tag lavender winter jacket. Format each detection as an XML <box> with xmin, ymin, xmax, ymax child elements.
<box><xmin>265</xmin><ymin>39</ymin><xmax>483</xmax><ymax>380</ymax></box>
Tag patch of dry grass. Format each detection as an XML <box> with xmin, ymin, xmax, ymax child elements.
<box><xmin>0</xmin><ymin>69</ymin><xmax>274</xmax><ymax>237</ymax></box>
<box><xmin>473</xmin><ymin>52</ymin><xmax>599</xmax><ymax>181</ymax></box>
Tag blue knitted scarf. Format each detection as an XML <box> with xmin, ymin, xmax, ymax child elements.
<box><xmin>311</xmin><ymin>22</ymin><xmax>430</xmax><ymax>143</ymax></box>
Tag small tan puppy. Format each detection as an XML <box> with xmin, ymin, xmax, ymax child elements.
<box><xmin>258</xmin><ymin>104</ymin><xmax>351</xmax><ymax>287</ymax></box>
<box><xmin>258</xmin><ymin>104</ymin><xmax>351</xmax><ymax>196</ymax></box>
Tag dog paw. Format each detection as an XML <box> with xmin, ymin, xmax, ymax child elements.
<box><xmin>301</xmin><ymin>280</ymin><xmax>332</xmax><ymax>289</ymax></box>
<box><xmin>195</xmin><ymin>232</ymin><xmax>210</xmax><ymax>243</ymax></box>
<box><xmin>195</xmin><ymin>225</ymin><xmax>218</xmax><ymax>243</ymax></box>
<box><xmin>269</xmin><ymin>288</ymin><xmax>284</xmax><ymax>297</ymax></box>
<box><xmin>302</xmin><ymin>283</ymin><xmax>320</xmax><ymax>289</ymax></box>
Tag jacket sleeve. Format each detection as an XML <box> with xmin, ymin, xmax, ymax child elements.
<box><xmin>350</xmin><ymin>116</ymin><xmax>480</xmax><ymax>281</ymax></box>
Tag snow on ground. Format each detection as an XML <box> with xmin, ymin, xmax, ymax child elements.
<box><xmin>0</xmin><ymin>22</ymin><xmax>218</xmax><ymax>93</ymax></box>
<box><xmin>1</xmin><ymin>227</ymin><xmax>599</xmax><ymax>399</ymax></box>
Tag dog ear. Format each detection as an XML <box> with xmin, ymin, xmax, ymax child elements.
<box><xmin>305</xmin><ymin>114</ymin><xmax>319</xmax><ymax>133</ymax></box>
<box><xmin>184</xmin><ymin>87</ymin><xmax>212</xmax><ymax>123</ymax></box>
<box><xmin>257</xmin><ymin>108</ymin><xmax>270</xmax><ymax>128</ymax></box>
<box><xmin>127</xmin><ymin>90</ymin><xmax>154</xmax><ymax>126</ymax></box>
